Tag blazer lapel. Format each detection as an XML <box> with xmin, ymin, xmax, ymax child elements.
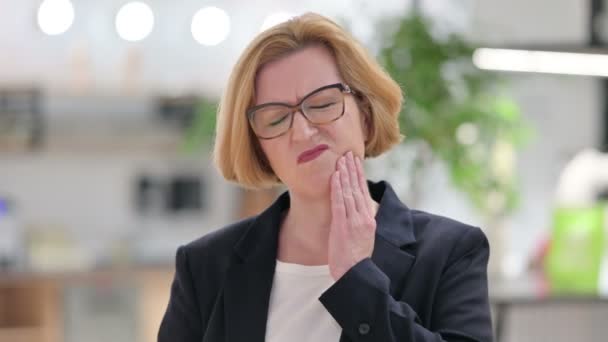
<box><xmin>338</xmin><ymin>181</ymin><xmax>417</xmax><ymax>342</ymax></box>
<box><xmin>224</xmin><ymin>259</ymin><xmax>276</xmax><ymax>342</ymax></box>
<box><xmin>223</xmin><ymin>191</ymin><xmax>289</xmax><ymax>342</ymax></box>
<box><xmin>369</xmin><ymin>180</ymin><xmax>417</xmax><ymax>298</ymax></box>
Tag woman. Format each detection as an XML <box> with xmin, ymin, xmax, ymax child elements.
<box><xmin>158</xmin><ymin>12</ymin><xmax>493</xmax><ymax>342</ymax></box>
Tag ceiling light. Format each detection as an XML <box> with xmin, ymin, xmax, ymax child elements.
<box><xmin>115</xmin><ymin>1</ymin><xmax>155</xmax><ymax>42</ymax></box>
<box><xmin>191</xmin><ymin>7</ymin><xmax>231</xmax><ymax>46</ymax></box>
<box><xmin>473</xmin><ymin>48</ymin><xmax>608</xmax><ymax>77</ymax></box>
<box><xmin>37</xmin><ymin>0</ymin><xmax>75</xmax><ymax>36</ymax></box>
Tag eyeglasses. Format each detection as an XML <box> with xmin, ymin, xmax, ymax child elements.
<box><xmin>247</xmin><ymin>83</ymin><xmax>355</xmax><ymax>139</ymax></box>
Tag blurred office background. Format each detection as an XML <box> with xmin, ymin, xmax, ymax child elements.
<box><xmin>1</xmin><ymin>0</ymin><xmax>608</xmax><ymax>341</ymax></box>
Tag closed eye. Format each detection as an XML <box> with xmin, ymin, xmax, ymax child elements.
<box><xmin>309</xmin><ymin>102</ymin><xmax>338</xmax><ymax>109</ymax></box>
<box><xmin>268</xmin><ymin>114</ymin><xmax>289</xmax><ymax>126</ymax></box>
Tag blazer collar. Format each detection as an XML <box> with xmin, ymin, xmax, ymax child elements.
<box><xmin>223</xmin><ymin>180</ymin><xmax>417</xmax><ymax>342</ymax></box>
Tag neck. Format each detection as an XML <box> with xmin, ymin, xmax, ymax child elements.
<box><xmin>277</xmin><ymin>188</ymin><xmax>379</xmax><ymax>265</ymax></box>
<box><xmin>279</xmin><ymin>190</ymin><xmax>332</xmax><ymax>264</ymax></box>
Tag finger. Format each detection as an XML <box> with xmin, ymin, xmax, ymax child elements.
<box><xmin>355</xmin><ymin>156</ymin><xmax>373</xmax><ymax>214</ymax></box>
<box><xmin>330</xmin><ymin>170</ymin><xmax>346</xmax><ymax>220</ymax></box>
<box><xmin>339</xmin><ymin>157</ymin><xmax>356</xmax><ymax>218</ymax></box>
<box><xmin>345</xmin><ymin>151</ymin><xmax>367</xmax><ymax>216</ymax></box>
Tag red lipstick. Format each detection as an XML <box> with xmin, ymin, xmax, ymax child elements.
<box><xmin>297</xmin><ymin>144</ymin><xmax>329</xmax><ymax>164</ymax></box>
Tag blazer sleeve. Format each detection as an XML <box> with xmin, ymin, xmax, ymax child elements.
<box><xmin>158</xmin><ymin>245</ymin><xmax>203</xmax><ymax>342</ymax></box>
<box><xmin>318</xmin><ymin>227</ymin><xmax>493</xmax><ymax>342</ymax></box>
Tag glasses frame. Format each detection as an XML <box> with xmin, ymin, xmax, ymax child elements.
<box><xmin>247</xmin><ymin>83</ymin><xmax>356</xmax><ymax>139</ymax></box>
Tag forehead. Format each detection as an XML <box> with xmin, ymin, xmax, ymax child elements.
<box><xmin>254</xmin><ymin>44</ymin><xmax>343</xmax><ymax>105</ymax></box>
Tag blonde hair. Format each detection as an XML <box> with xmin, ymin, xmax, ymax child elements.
<box><xmin>213</xmin><ymin>12</ymin><xmax>403</xmax><ymax>189</ymax></box>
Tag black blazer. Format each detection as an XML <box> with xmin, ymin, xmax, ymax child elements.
<box><xmin>158</xmin><ymin>180</ymin><xmax>493</xmax><ymax>342</ymax></box>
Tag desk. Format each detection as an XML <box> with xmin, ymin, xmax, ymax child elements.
<box><xmin>0</xmin><ymin>266</ymin><xmax>173</xmax><ymax>342</ymax></box>
<box><xmin>490</xmin><ymin>274</ymin><xmax>608</xmax><ymax>342</ymax></box>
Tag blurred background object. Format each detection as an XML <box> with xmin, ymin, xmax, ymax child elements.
<box><xmin>375</xmin><ymin>9</ymin><xmax>530</xmax><ymax>276</ymax></box>
<box><xmin>0</xmin><ymin>88</ymin><xmax>44</xmax><ymax>151</ymax></box>
<box><xmin>0</xmin><ymin>197</ymin><xmax>25</xmax><ymax>270</ymax></box>
<box><xmin>2</xmin><ymin>1</ymin><xmax>608</xmax><ymax>341</ymax></box>
<box><xmin>547</xmin><ymin>149</ymin><xmax>608</xmax><ymax>294</ymax></box>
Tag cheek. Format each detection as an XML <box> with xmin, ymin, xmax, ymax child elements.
<box><xmin>336</xmin><ymin>110</ymin><xmax>367</xmax><ymax>156</ymax></box>
<box><xmin>259</xmin><ymin>140</ymin><xmax>289</xmax><ymax>172</ymax></box>
<box><xmin>342</xmin><ymin>110</ymin><xmax>366</xmax><ymax>140</ymax></box>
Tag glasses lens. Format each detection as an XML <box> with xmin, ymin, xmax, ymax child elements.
<box><xmin>250</xmin><ymin>105</ymin><xmax>292</xmax><ymax>138</ymax></box>
<box><xmin>302</xmin><ymin>87</ymin><xmax>344</xmax><ymax>123</ymax></box>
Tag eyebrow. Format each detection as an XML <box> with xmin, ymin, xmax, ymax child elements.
<box><xmin>258</xmin><ymin>93</ymin><xmax>302</xmax><ymax>106</ymax></box>
<box><xmin>254</xmin><ymin>83</ymin><xmax>343</xmax><ymax>108</ymax></box>
<box><xmin>257</xmin><ymin>90</ymin><xmax>307</xmax><ymax>107</ymax></box>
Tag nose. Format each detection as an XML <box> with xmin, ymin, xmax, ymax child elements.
<box><xmin>290</xmin><ymin>110</ymin><xmax>317</xmax><ymax>141</ymax></box>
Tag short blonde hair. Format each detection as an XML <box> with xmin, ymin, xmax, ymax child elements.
<box><xmin>213</xmin><ymin>12</ymin><xmax>403</xmax><ymax>189</ymax></box>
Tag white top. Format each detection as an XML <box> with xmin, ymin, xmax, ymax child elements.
<box><xmin>265</xmin><ymin>260</ymin><xmax>342</xmax><ymax>342</ymax></box>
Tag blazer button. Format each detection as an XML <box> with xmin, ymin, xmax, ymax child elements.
<box><xmin>358</xmin><ymin>323</ymin><xmax>371</xmax><ymax>335</ymax></box>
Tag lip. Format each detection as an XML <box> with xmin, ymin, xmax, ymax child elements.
<box><xmin>297</xmin><ymin>144</ymin><xmax>329</xmax><ymax>164</ymax></box>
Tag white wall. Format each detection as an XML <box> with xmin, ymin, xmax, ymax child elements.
<box><xmin>471</xmin><ymin>0</ymin><xmax>588</xmax><ymax>45</ymax></box>
<box><xmin>0</xmin><ymin>152</ymin><xmax>239</xmax><ymax>264</ymax></box>
<box><xmin>0</xmin><ymin>0</ymin><xmax>409</xmax><ymax>96</ymax></box>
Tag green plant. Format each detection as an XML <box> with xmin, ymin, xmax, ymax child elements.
<box><xmin>180</xmin><ymin>97</ymin><xmax>218</xmax><ymax>153</ymax></box>
<box><xmin>378</xmin><ymin>13</ymin><xmax>531</xmax><ymax>217</ymax></box>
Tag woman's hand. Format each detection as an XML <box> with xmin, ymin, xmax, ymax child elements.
<box><xmin>328</xmin><ymin>151</ymin><xmax>377</xmax><ymax>281</ymax></box>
